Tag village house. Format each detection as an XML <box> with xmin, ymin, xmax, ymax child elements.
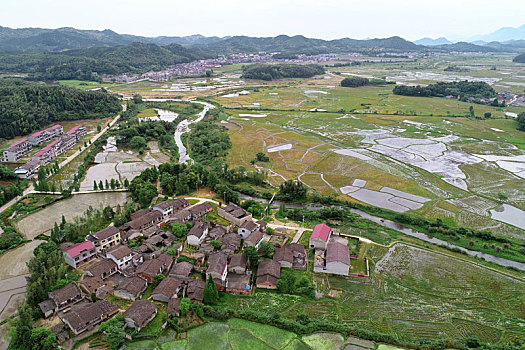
<box><xmin>27</xmin><ymin>125</ymin><xmax>63</xmax><ymax>146</ymax></box>
<box><xmin>186</xmin><ymin>279</ymin><xmax>205</xmax><ymax>301</ymax></box>
<box><xmin>256</xmin><ymin>260</ymin><xmax>281</xmax><ymax>289</ymax></box>
<box><xmin>67</xmin><ymin>125</ymin><xmax>87</xmax><ymax>141</ymax></box>
<box><xmin>256</xmin><ymin>220</ymin><xmax>267</xmax><ymax>232</ymax></box>
<box><xmin>238</xmin><ymin>220</ymin><xmax>258</xmax><ymax>239</ymax></box>
<box><xmin>48</xmin><ymin>283</ymin><xmax>84</xmax><ymax>312</ymax></box>
<box><xmin>14</xmin><ymin>158</ymin><xmax>40</xmax><ymax>179</ymax></box>
<box><xmin>225</xmin><ymin>273</ymin><xmax>252</xmax><ymax>295</ymax></box>
<box><xmin>123</xmin><ymin>300</ymin><xmax>158</xmax><ymax>331</ymax></box>
<box><xmin>170</xmin><ymin>261</ymin><xmax>194</xmax><ymax>279</ymax></box>
<box><xmin>217</xmin><ymin>203</ymin><xmax>253</xmax><ymax>227</ymax></box>
<box><xmin>188</xmin><ymin>202</ymin><xmax>213</xmax><ymax>219</ymax></box>
<box><xmin>84</xmin><ymin>258</ymin><xmax>118</xmax><ymax>280</ymax></box>
<box><xmin>243</xmin><ymin>230</ymin><xmax>264</xmax><ymax>249</ymax></box>
<box><xmin>136</xmin><ymin>255</ymin><xmax>171</xmax><ymax>283</ymax></box>
<box><xmin>220</xmin><ymin>233</ymin><xmax>241</xmax><ymax>255</ymax></box>
<box><xmin>152</xmin><ymin>277</ymin><xmax>183</xmax><ymax>302</ymax></box>
<box><xmin>78</xmin><ymin>276</ymin><xmax>107</xmax><ymax>299</ymax></box>
<box><xmin>167</xmin><ymin>297</ymin><xmax>181</xmax><ymax>317</ymax></box>
<box><xmin>309</xmin><ymin>224</ymin><xmax>332</xmax><ymax>250</ymax></box>
<box><xmin>273</xmin><ymin>243</ymin><xmax>307</xmax><ymax>270</ymax></box>
<box><xmin>153</xmin><ymin>198</ymin><xmax>190</xmax><ymax>217</ymax></box>
<box><xmin>166</xmin><ymin>209</ymin><xmax>192</xmax><ymax>225</ymax></box>
<box><xmin>87</xmin><ymin>226</ymin><xmax>121</xmax><ymax>253</ymax></box>
<box><xmin>325</xmin><ymin>241</ymin><xmax>350</xmax><ymax>276</ymax></box>
<box><xmin>106</xmin><ymin>244</ymin><xmax>134</xmax><ymax>270</ymax></box>
<box><xmin>207</xmin><ymin>252</ymin><xmax>228</xmax><ymax>283</ymax></box>
<box><xmin>114</xmin><ymin>276</ymin><xmax>148</xmax><ymax>301</ymax></box>
<box><xmin>62</xmin><ymin>241</ymin><xmax>97</xmax><ymax>269</ymax></box>
<box><xmin>120</xmin><ymin>211</ymin><xmax>163</xmax><ymax>239</ymax></box>
<box><xmin>187</xmin><ymin>221</ymin><xmax>208</xmax><ymax>246</ymax></box>
<box><xmin>130</xmin><ymin>208</ymin><xmax>152</xmax><ymax>220</ymax></box>
<box><xmin>228</xmin><ymin>254</ymin><xmax>247</xmax><ymax>274</ymax></box>
<box><xmin>2</xmin><ymin>139</ymin><xmax>32</xmax><ymax>162</ymax></box>
<box><xmin>208</xmin><ymin>223</ymin><xmax>229</xmax><ymax>240</ymax></box>
<box><xmin>61</xmin><ymin>300</ymin><xmax>118</xmax><ymax>335</ymax></box>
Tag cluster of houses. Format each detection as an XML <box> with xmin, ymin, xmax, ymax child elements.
<box><xmin>105</xmin><ymin>52</ymin><xmax>337</xmax><ymax>83</ymax></box>
<box><xmin>3</xmin><ymin>124</ymin><xmax>87</xmax><ymax>179</ymax></box>
<box><xmin>39</xmin><ymin>197</ymin><xmax>349</xmax><ymax>340</ymax></box>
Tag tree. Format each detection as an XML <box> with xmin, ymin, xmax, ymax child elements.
<box><xmin>256</xmin><ymin>152</ymin><xmax>270</xmax><ymax>162</ymax></box>
<box><xmin>258</xmin><ymin>241</ymin><xmax>275</xmax><ymax>258</ymax></box>
<box><xmin>130</xmin><ymin>136</ymin><xmax>147</xmax><ymax>150</ymax></box>
<box><xmin>179</xmin><ymin>298</ymin><xmax>191</xmax><ymax>316</ymax></box>
<box><xmin>203</xmin><ymin>274</ymin><xmax>219</xmax><ymax>305</ymax></box>
<box><xmin>279</xmin><ymin>180</ymin><xmax>307</xmax><ymax>202</ymax></box>
<box><xmin>93</xmin><ymin>181</ymin><xmax>98</xmax><ymax>190</ymax></box>
<box><xmin>244</xmin><ymin>246</ymin><xmax>259</xmax><ymax>268</ymax></box>
<box><xmin>152</xmin><ymin>273</ymin><xmax>166</xmax><ymax>288</ymax></box>
<box><xmin>517</xmin><ymin>112</ymin><xmax>525</xmax><ymax>131</ymax></box>
<box><xmin>105</xmin><ymin>179</ymin><xmax>109</xmax><ymax>190</ymax></box>
<box><xmin>110</xmin><ymin>178</ymin><xmax>116</xmax><ymax>190</ymax></box>
<box><xmin>91</xmin><ymin>292</ymin><xmax>97</xmax><ymax>302</ymax></box>
<box><xmin>469</xmin><ymin>105</ymin><xmax>475</xmax><ymax>118</ymax></box>
<box><xmin>209</xmin><ymin>240</ymin><xmax>223</xmax><ymax>250</ymax></box>
<box><xmin>98</xmin><ymin>180</ymin><xmax>104</xmax><ymax>191</ymax></box>
<box><xmin>276</xmin><ymin>269</ymin><xmax>297</xmax><ymax>294</ymax></box>
<box><xmin>124</xmin><ymin>178</ymin><xmax>130</xmax><ymax>188</ymax></box>
<box><xmin>8</xmin><ymin>303</ymin><xmax>34</xmax><ymax>349</ymax></box>
<box><xmin>29</xmin><ymin>327</ymin><xmax>57</xmax><ymax>350</ymax></box>
<box><xmin>296</xmin><ymin>276</ymin><xmax>315</xmax><ymax>298</ymax></box>
<box><xmin>484</xmin><ymin>112</ymin><xmax>491</xmax><ymax>118</ymax></box>
<box><xmin>99</xmin><ymin>314</ymin><xmax>126</xmax><ymax>350</ymax></box>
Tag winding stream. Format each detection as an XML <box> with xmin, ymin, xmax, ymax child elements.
<box><xmin>239</xmin><ymin>194</ymin><xmax>525</xmax><ymax>270</ymax></box>
<box><xmin>143</xmin><ymin>99</ymin><xmax>215</xmax><ymax>164</ymax></box>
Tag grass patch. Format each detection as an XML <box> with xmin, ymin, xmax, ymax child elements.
<box><xmin>228</xmin><ymin>328</ymin><xmax>273</xmax><ymax>350</ymax></box>
<box><xmin>228</xmin><ymin>318</ymin><xmax>296</xmax><ymax>349</ymax></box>
<box><xmin>186</xmin><ymin>323</ymin><xmax>230</xmax><ymax>350</ymax></box>
<box><xmin>302</xmin><ymin>333</ymin><xmax>345</xmax><ymax>350</ymax></box>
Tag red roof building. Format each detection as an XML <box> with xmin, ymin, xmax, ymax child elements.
<box><xmin>63</xmin><ymin>241</ymin><xmax>97</xmax><ymax>269</ymax></box>
<box><xmin>309</xmin><ymin>224</ymin><xmax>332</xmax><ymax>250</ymax></box>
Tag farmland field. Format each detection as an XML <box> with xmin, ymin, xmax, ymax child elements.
<box><xmin>226</xmin><ymin>243</ymin><xmax>525</xmax><ymax>344</ymax></box>
<box><xmin>124</xmin><ymin>320</ymin><xmax>374</xmax><ymax>350</ymax></box>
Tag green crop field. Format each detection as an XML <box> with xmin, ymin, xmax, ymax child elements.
<box><xmin>124</xmin><ymin>320</ymin><xmax>381</xmax><ymax>350</ymax></box>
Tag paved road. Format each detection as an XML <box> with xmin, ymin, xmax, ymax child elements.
<box><xmin>0</xmin><ymin>106</ymin><xmax>124</xmax><ymax>216</ymax></box>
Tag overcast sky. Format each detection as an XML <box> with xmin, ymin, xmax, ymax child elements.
<box><xmin>2</xmin><ymin>0</ymin><xmax>524</xmax><ymax>41</ymax></box>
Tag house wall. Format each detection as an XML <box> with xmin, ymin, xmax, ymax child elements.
<box><xmin>256</xmin><ymin>281</ymin><xmax>276</xmax><ymax>289</ymax></box>
<box><xmin>152</xmin><ymin>294</ymin><xmax>170</xmax><ymax>303</ymax></box>
<box><xmin>114</xmin><ymin>289</ymin><xmax>137</xmax><ymax>301</ymax></box>
<box><xmin>325</xmin><ymin>261</ymin><xmax>349</xmax><ymax>276</ymax></box>
<box><xmin>217</xmin><ymin>208</ymin><xmax>252</xmax><ymax>227</ymax></box>
<box><xmin>238</xmin><ymin>228</ymin><xmax>252</xmax><ymax>239</ymax></box>
<box><xmin>229</xmin><ymin>266</ymin><xmax>246</xmax><ymax>274</ymax></box>
<box><xmin>309</xmin><ymin>237</ymin><xmax>328</xmax><ymax>250</ymax></box>
<box><xmin>277</xmin><ymin>260</ymin><xmax>292</xmax><ymax>269</ymax></box>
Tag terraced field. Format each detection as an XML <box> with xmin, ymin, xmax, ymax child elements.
<box><xmin>124</xmin><ymin>319</ymin><xmax>372</xmax><ymax>350</ymax></box>
<box><xmin>226</xmin><ymin>243</ymin><xmax>525</xmax><ymax>344</ymax></box>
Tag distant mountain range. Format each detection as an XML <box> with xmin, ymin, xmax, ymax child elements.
<box><xmin>414</xmin><ymin>37</ymin><xmax>452</xmax><ymax>46</ymax></box>
<box><xmin>468</xmin><ymin>24</ymin><xmax>525</xmax><ymax>43</ymax></box>
<box><xmin>415</xmin><ymin>24</ymin><xmax>525</xmax><ymax>52</ymax></box>
<box><xmin>0</xmin><ymin>25</ymin><xmax>520</xmax><ymax>55</ymax></box>
<box><xmin>0</xmin><ymin>26</ymin><xmax>227</xmax><ymax>53</ymax></box>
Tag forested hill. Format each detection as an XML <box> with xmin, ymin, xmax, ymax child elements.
<box><xmin>0</xmin><ymin>79</ymin><xmax>121</xmax><ymax>139</ymax></box>
<box><xmin>0</xmin><ymin>26</ymin><xmax>227</xmax><ymax>53</ymax></box>
<box><xmin>0</xmin><ymin>42</ymin><xmax>212</xmax><ymax>81</ymax></box>
<box><xmin>513</xmin><ymin>53</ymin><xmax>525</xmax><ymax>63</ymax></box>
<box><xmin>193</xmin><ymin>35</ymin><xmax>422</xmax><ymax>55</ymax></box>
<box><xmin>242</xmin><ymin>63</ymin><xmax>325</xmax><ymax>80</ymax></box>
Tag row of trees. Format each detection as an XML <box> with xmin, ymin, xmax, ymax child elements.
<box><xmin>242</xmin><ymin>63</ymin><xmax>325</xmax><ymax>81</ymax></box>
<box><xmin>0</xmin><ymin>79</ymin><xmax>121</xmax><ymax>138</ymax></box>
<box><xmin>392</xmin><ymin>81</ymin><xmax>496</xmax><ymax>101</ymax></box>
<box><xmin>340</xmin><ymin>77</ymin><xmax>390</xmax><ymax>87</ymax></box>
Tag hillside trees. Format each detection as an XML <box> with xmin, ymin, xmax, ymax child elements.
<box><xmin>0</xmin><ymin>79</ymin><xmax>120</xmax><ymax>138</ymax></box>
<box><xmin>242</xmin><ymin>63</ymin><xmax>325</xmax><ymax>80</ymax></box>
